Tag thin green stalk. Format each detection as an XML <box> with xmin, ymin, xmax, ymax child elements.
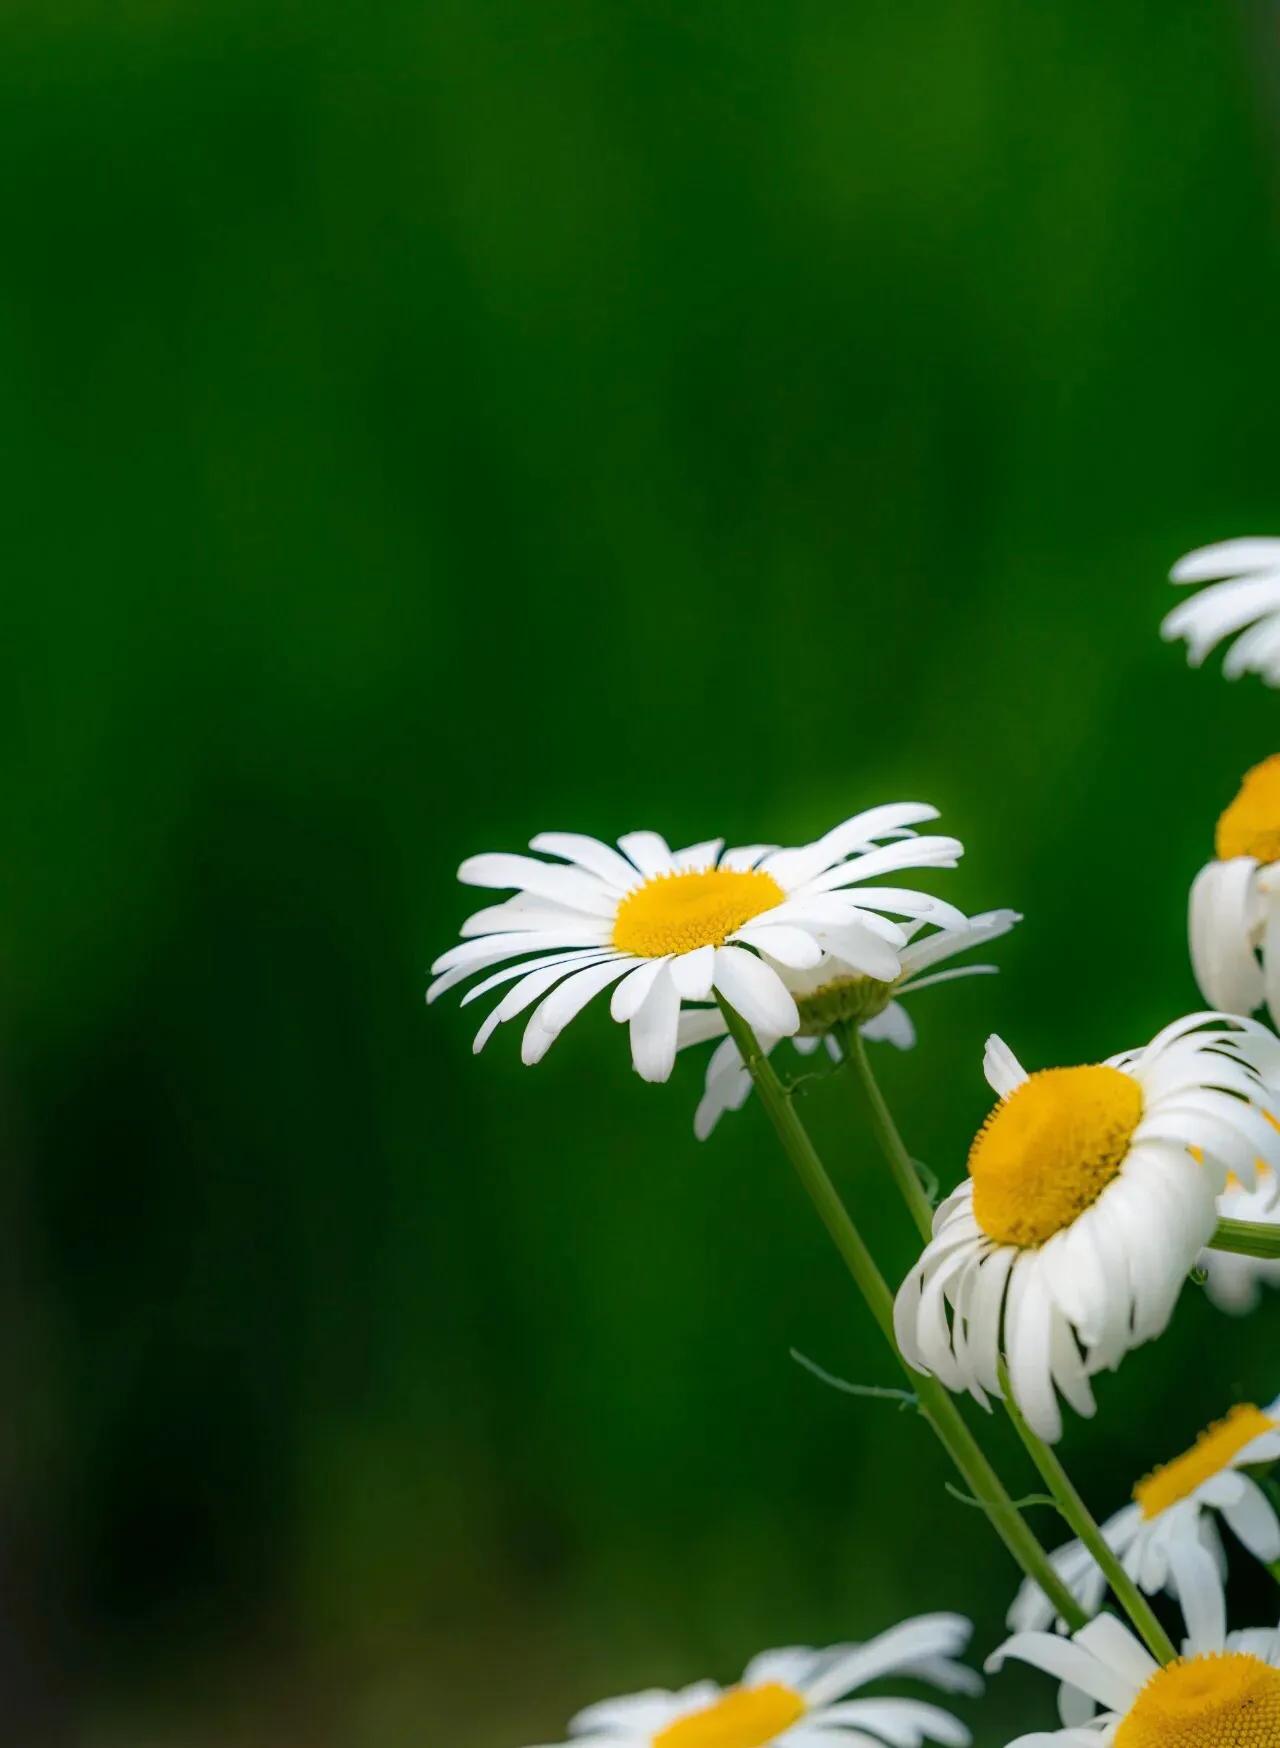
<box><xmin>998</xmin><ymin>1360</ymin><xmax>1176</xmax><ymax>1665</ymax></box>
<box><xmin>839</xmin><ymin>1021</ymin><xmax>934</xmax><ymax>1243</ymax></box>
<box><xmin>718</xmin><ymin>998</ymin><xmax>1087</xmax><ymax>1630</ymax></box>
<box><xmin>847</xmin><ymin>1025</ymin><xmax>1178</xmax><ymax>1657</ymax></box>
<box><xmin>1210</xmin><ymin>1217</ymin><xmax>1280</xmax><ymax>1260</ymax></box>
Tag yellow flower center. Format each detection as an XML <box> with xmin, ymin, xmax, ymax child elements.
<box><xmin>969</xmin><ymin>1065</ymin><xmax>1144</xmax><ymax>1248</ymax></box>
<box><xmin>1134</xmin><ymin>1404</ymin><xmax>1278</xmax><ymax>1520</ymax></box>
<box><xmin>612</xmin><ymin>868</ymin><xmax>785</xmax><ymax>958</ymax></box>
<box><xmin>653</xmin><ymin>1684</ymin><xmax>807</xmax><ymax>1748</ymax></box>
<box><xmin>1215</xmin><ymin>755</ymin><xmax>1280</xmax><ymax>864</ymax></box>
<box><xmin>1114</xmin><ymin>1653</ymin><xmax>1280</xmax><ymax>1748</ymax></box>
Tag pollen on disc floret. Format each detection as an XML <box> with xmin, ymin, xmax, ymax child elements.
<box><xmin>1114</xmin><ymin>1652</ymin><xmax>1280</xmax><ymax>1748</ymax></box>
<box><xmin>969</xmin><ymin>1064</ymin><xmax>1144</xmax><ymax>1248</ymax></box>
<box><xmin>652</xmin><ymin>1682</ymin><xmax>806</xmax><ymax>1748</ymax></box>
<box><xmin>1133</xmin><ymin>1404</ymin><xmax>1279</xmax><ymax>1521</ymax></box>
<box><xmin>611</xmin><ymin>867</ymin><xmax>786</xmax><ymax>958</ymax></box>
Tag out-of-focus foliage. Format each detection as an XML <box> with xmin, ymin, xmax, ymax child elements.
<box><xmin>3</xmin><ymin>2</ymin><xmax>1279</xmax><ymax>1743</ymax></box>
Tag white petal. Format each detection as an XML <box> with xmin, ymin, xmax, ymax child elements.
<box><xmin>896</xmin><ymin>965</ymin><xmax>998</xmax><ymax>996</ymax></box>
<box><xmin>1171</xmin><ymin>538</ymin><xmax>1280</xmax><ymax>582</ymax></box>
<box><xmin>861</xmin><ymin>1002</ymin><xmax>916</xmax><ymax>1051</ymax></box>
<box><xmin>616</xmin><ymin>831</ymin><xmax>676</xmax><ymax>879</ymax></box>
<box><xmin>670</xmin><ymin>945</ymin><xmax>716</xmax><ymax>1000</ymax></box>
<box><xmin>1162</xmin><ymin>571</ymin><xmax>1280</xmax><ymax>674</ymax></box>
<box><xmin>1218</xmin><ymin>1476</ymin><xmax>1280</xmax><ymax>1562</ymax></box>
<box><xmin>521</xmin><ymin>959</ymin><xmax>640</xmax><ymax>1064</ymax></box>
<box><xmin>460</xmin><ymin>947</ymin><xmax>617</xmax><ymax>1007</ymax></box>
<box><xmin>803</xmin><ymin>1615</ymin><xmax>973</xmax><ymax>1707</ymax></box>
<box><xmin>733</xmin><ymin>923</ymin><xmax>824</xmax><ymax>968</ymax></box>
<box><xmin>671</xmin><ymin>837</ymin><xmax>724</xmax><ymax>871</ymax></box>
<box><xmin>1169</xmin><ymin>1538</ymin><xmax>1226</xmax><ymax>1654</ymax></box>
<box><xmin>719</xmin><ymin>842</ymin><xmax>777</xmax><ymax>870</ymax></box>
<box><xmin>457</xmin><ymin>851</ymin><xmax>617</xmax><ymax>915</ymax></box>
<box><xmin>1264</xmin><ymin>883</ymin><xmax>1280</xmax><ymax>1028</ymax></box>
<box><xmin>984</xmin><ymin>1035</ymin><xmax>1029</xmax><ymax>1098</ymax></box>
<box><xmin>431</xmin><ymin>925</ymin><xmax>607</xmax><ymax>980</ymax></box>
<box><xmin>471</xmin><ymin>953</ymin><xmax>618</xmax><ymax>1052</ymax></box>
<box><xmin>528</xmin><ymin>831</ymin><xmax>642</xmax><ymax>891</ymax></box>
<box><xmin>676</xmin><ymin>1006</ymin><xmax>728</xmax><ymax>1051</ymax></box>
<box><xmin>629</xmin><ymin>968</ymin><xmax>681</xmax><ymax>1082</ymax></box>
<box><xmin>812</xmin><ymin>921</ymin><xmax>904</xmax><ymax>981</ymax></box>
<box><xmin>1188</xmin><ymin>859</ymin><xmax>1264</xmax><ymax>1016</ymax></box>
<box><xmin>815</xmin><ymin>1698</ymin><xmax>970</xmax><ymax>1747</ymax></box>
<box><xmin>1007</xmin><ymin>1265</ymin><xmax>1062</xmax><ymax>1443</ymax></box>
<box><xmin>898</xmin><ymin>910</ymin><xmax>1022</xmax><ymax>977</ymax></box>
<box><xmin>985</xmin><ymin>1629</ymin><xmax>1139</xmax><ymax>1713</ymax></box>
<box><xmin>758</xmin><ymin>804</ymin><xmax>939</xmax><ymax>888</ymax></box>
<box><xmin>611</xmin><ymin>958</ymin><xmax>670</xmax><ymax>1021</ymax></box>
<box><xmin>712</xmin><ymin>946</ymin><xmax>800</xmax><ymax>1038</ymax></box>
<box><xmin>1071</xmin><ymin>1616</ymin><xmax>1158</xmax><ymax>1691</ymax></box>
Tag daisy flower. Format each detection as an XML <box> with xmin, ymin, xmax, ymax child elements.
<box><xmin>675</xmin><ymin>909</ymin><xmax>1021</xmax><ymax>1139</ymax></box>
<box><xmin>987</xmin><ymin>1599</ymin><xmax>1280</xmax><ymax>1746</ymax></box>
<box><xmin>1162</xmin><ymin>538</ymin><xmax>1280</xmax><ymax>684</ymax></box>
<box><xmin>1188</xmin><ymin>755</ymin><xmax>1280</xmax><ymax>1027</ymax></box>
<box><xmin>893</xmin><ymin>1014</ymin><xmax>1280</xmax><ymax>1443</ymax></box>
<box><xmin>429</xmin><ymin>806</ymin><xmax>966</xmax><ymax>1083</ymax></box>
<box><xmin>1199</xmin><ymin>1168</ymin><xmax>1280</xmax><ymax>1315</ymax></box>
<box><xmin>525</xmin><ymin>1614</ymin><xmax>980</xmax><ymax>1748</ymax></box>
<box><xmin>1008</xmin><ymin>1395</ymin><xmax>1280</xmax><ymax>1636</ymax></box>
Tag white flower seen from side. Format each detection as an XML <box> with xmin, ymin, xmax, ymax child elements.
<box><xmin>987</xmin><ymin>1601</ymin><xmax>1280</xmax><ymax>1747</ymax></box>
<box><xmin>675</xmin><ymin>909</ymin><xmax>1021</xmax><ymax>1140</ymax></box>
<box><xmin>1162</xmin><ymin>538</ymin><xmax>1280</xmax><ymax>685</ymax></box>
<box><xmin>525</xmin><ymin>1614</ymin><xmax>980</xmax><ymax>1748</ymax></box>
<box><xmin>429</xmin><ymin>806</ymin><xmax>967</xmax><ymax>1083</ymax></box>
<box><xmin>1188</xmin><ymin>754</ymin><xmax>1280</xmax><ymax>1028</ymax></box>
<box><xmin>893</xmin><ymin>1014</ymin><xmax>1280</xmax><ymax>1442</ymax></box>
<box><xmin>1007</xmin><ymin>1394</ymin><xmax>1280</xmax><ymax>1637</ymax></box>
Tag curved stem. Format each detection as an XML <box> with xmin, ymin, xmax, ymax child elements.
<box><xmin>839</xmin><ymin>1022</ymin><xmax>934</xmax><ymax>1243</ymax></box>
<box><xmin>717</xmin><ymin>998</ymin><xmax>1087</xmax><ymax>1630</ymax></box>
<box><xmin>998</xmin><ymin>1360</ymin><xmax>1176</xmax><ymax>1665</ymax></box>
<box><xmin>838</xmin><ymin>1024</ymin><xmax>1175</xmax><ymax>1660</ymax></box>
<box><xmin>1210</xmin><ymin>1217</ymin><xmax>1280</xmax><ymax>1260</ymax></box>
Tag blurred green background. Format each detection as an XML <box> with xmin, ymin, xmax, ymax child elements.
<box><xmin>5</xmin><ymin>2</ymin><xmax>1280</xmax><ymax>1743</ymax></box>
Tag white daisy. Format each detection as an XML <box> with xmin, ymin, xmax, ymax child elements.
<box><xmin>429</xmin><ymin>806</ymin><xmax>966</xmax><ymax>1083</ymax></box>
<box><xmin>526</xmin><ymin>1614</ymin><xmax>980</xmax><ymax>1748</ymax></box>
<box><xmin>1008</xmin><ymin>1395</ymin><xmax>1280</xmax><ymax>1637</ymax></box>
<box><xmin>1188</xmin><ymin>756</ymin><xmax>1280</xmax><ymax>1027</ymax></box>
<box><xmin>893</xmin><ymin>1014</ymin><xmax>1280</xmax><ymax>1443</ymax></box>
<box><xmin>1200</xmin><ymin>1168</ymin><xmax>1280</xmax><ymax>1315</ymax></box>
<box><xmin>675</xmin><ymin>909</ymin><xmax>1021</xmax><ymax>1140</ymax></box>
<box><xmin>1162</xmin><ymin>538</ymin><xmax>1280</xmax><ymax>684</ymax></box>
<box><xmin>987</xmin><ymin>1600</ymin><xmax>1280</xmax><ymax>1746</ymax></box>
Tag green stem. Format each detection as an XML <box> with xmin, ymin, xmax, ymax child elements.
<box><xmin>839</xmin><ymin>1021</ymin><xmax>934</xmax><ymax>1242</ymax></box>
<box><xmin>1210</xmin><ymin>1217</ymin><xmax>1280</xmax><ymax>1260</ymax></box>
<box><xmin>718</xmin><ymin>998</ymin><xmax>1087</xmax><ymax>1631</ymax></box>
<box><xmin>998</xmin><ymin>1360</ymin><xmax>1176</xmax><ymax>1665</ymax></box>
<box><xmin>846</xmin><ymin>1021</ymin><xmax>1176</xmax><ymax>1656</ymax></box>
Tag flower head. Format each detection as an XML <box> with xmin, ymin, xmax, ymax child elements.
<box><xmin>893</xmin><ymin>1015</ymin><xmax>1280</xmax><ymax>1441</ymax></box>
<box><xmin>988</xmin><ymin>1603</ymin><xmax>1280</xmax><ymax>1747</ymax></box>
<box><xmin>1189</xmin><ymin>757</ymin><xmax>1280</xmax><ymax>1027</ymax></box>
<box><xmin>676</xmin><ymin>909</ymin><xmax>1021</xmax><ymax>1139</ymax></box>
<box><xmin>1008</xmin><ymin>1395</ymin><xmax>1280</xmax><ymax>1636</ymax></box>
<box><xmin>526</xmin><ymin>1614</ymin><xmax>979</xmax><ymax>1748</ymax></box>
<box><xmin>1162</xmin><ymin>539</ymin><xmax>1280</xmax><ymax>684</ymax></box>
<box><xmin>429</xmin><ymin>807</ymin><xmax>965</xmax><ymax>1083</ymax></box>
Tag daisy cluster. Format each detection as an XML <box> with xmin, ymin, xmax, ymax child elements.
<box><xmin>431</xmin><ymin>537</ymin><xmax>1280</xmax><ymax>1748</ymax></box>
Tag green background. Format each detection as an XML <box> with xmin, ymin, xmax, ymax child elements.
<box><xmin>5</xmin><ymin>3</ymin><xmax>1280</xmax><ymax>1743</ymax></box>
